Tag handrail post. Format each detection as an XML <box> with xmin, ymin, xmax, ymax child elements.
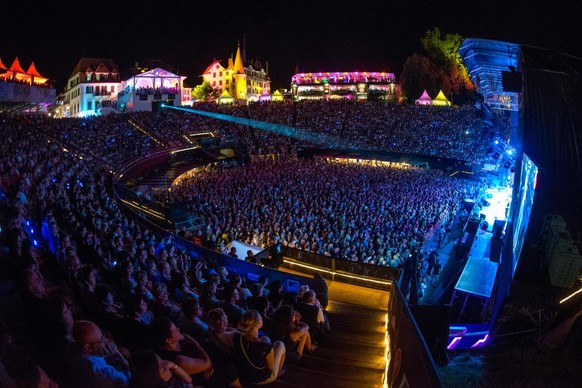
<box><xmin>331</xmin><ymin>258</ymin><xmax>336</xmax><ymax>282</ymax></box>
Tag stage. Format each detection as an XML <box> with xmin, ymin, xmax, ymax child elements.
<box><xmin>480</xmin><ymin>186</ymin><xmax>512</xmax><ymax>233</ymax></box>
<box><xmin>454</xmin><ymin>229</ymin><xmax>499</xmax><ymax>298</ymax></box>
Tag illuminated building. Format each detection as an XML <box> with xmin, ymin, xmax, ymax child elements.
<box><xmin>57</xmin><ymin>58</ymin><xmax>192</xmax><ymax>117</ymax></box>
<box><xmin>117</xmin><ymin>64</ymin><xmax>191</xmax><ymax>112</ymax></box>
<box><xmin>58</xmin><ymin>58</ymin><xmax>121</xmax><ymax>117</ymax></box>
<box><xmin>291</xmin><ymin>71</ymin><xmax>398</xmax><ymax>102</ymax></box>
<box><xmin>201</xmin><ymin>42</ymin><xmax>271</xmax><ymax>104</ymax></box>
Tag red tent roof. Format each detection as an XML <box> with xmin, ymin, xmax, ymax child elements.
<box><xmin>9</xmin><ymin>57</ymin><xmax>25</xmax><ymax>74</ymax></box>
<box><xmin>0</xmin><ymin>57</ymin><xmax>6</xmax><ymax>70</ymax></box>
<box><xmin>26</xmin><ymin>61</ymin><xmax>45</xmax><ymax>78</ymax></box>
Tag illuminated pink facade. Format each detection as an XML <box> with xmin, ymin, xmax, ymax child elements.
<box><xmin>291</xmin><ymin>71</ymin><xmax>398</xmax><ymax>102</ymax></box>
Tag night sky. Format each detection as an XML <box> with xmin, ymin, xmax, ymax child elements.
<box><xmin>1</xmin><ymin>1</ymin><xmax>580</xmax><ymax>91</ymax></box>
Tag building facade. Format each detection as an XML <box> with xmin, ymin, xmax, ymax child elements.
<box><xmin>291</xmin><ymin>71</ymin><xmax>398</xmax><ymax>102</ymax></box>
<box><xmin>117</xmin><ymin>67</ymin><xmax>191</xmax><ymax>112</ymax></box>
<box><xmin>201</xmin><ymin>43</ymin><xmax>270</xmax><ymax>104</ymax></box>
<box><xmin>56</xmin><ymin>58</ymin><xmax>192</xmax><ymax>117</ymax></box>
<box><xmin>57</xmin><ymin>58</ymin><xmax>121</xmax><ymax>117</ymax></box>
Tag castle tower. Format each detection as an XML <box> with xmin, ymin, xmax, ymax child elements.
<box><xmin>233</xmin><ymin>43</ymin><xmax>247</xmax><ymax>101</ymax></box>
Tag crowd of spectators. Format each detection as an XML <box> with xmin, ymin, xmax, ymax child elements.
<box><xmin>166</xmin><ymin>158</ymin><xmax>486</xmax><ymax>266</ymax></box>
<box><xmin>0</xmin><ymin>113</ymin><xmax>328</xmax><ymax>386</ymax></box>
<box><xmin>28</xmin><ymin>113</ymin><xmax>155</xmax><ymax>167</ymax></box>
<box><xmin>127</xmin><ymin>101</ymin><xmax>505</xmax><ymax>164</ymax></box>
<box><xmin>0</xmin><ymin>98</ymin><xmax>501</xmax><ymax>385</ymax></box>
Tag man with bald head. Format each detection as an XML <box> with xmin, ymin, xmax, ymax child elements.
<box><xmin>67</xmin><ymin>320</ymin><xmax>130</xmax><ymax>387</ymax></box>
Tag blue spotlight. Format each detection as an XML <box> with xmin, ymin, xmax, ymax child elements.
<box><xmin>165</xmin><ymin>105</ymin><xmax>352</xmax><ymax>148</ymax></box>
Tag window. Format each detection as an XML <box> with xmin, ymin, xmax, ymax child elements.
<box><xmin>86</xmin><ymin>86</ymin><xmax>93</xmax><ymax>94</ymax></box>
<box><xmin>213</xmin><ymin>72</ymin><xmax>216</xmax><ymax>78</ymax></box>
<box><xmin>213</xmin><ymin>81</ymin><xmax>216</xmax><ymax>86</ymax></box>
<box><xmin>87</xmin><ymin>101</ymin><xmax>92</xmax><ymax>110</ymax></box>
<box><xmin>219</xmin><ymin>80</ymin><xmax>222</xmax><ymax>86</ymax></box>
<box><xmin>220</xmin><ymin>71</ymin><xmax>223</xmax><ymax>76</ymax></box>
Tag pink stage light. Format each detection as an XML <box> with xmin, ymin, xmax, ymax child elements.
<box><xmin>471</xmin><ymin>334</ymin><xmax>490</xmax><ymax>348</ymax></box>
<box><xmin>447</xmin><ymin>336</ymin><xmax>463</xmax><ymax>350</ymax></box>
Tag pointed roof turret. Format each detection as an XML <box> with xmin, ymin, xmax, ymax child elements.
<box><xmin>294</xmin><ymin>63</ymin><xmax>300</xmax><ymax>75</ymax></box>
<box><xmin>0</xmin><ymin>57</ymin><xmax>7</xmax><ymax>70</ymax></box>
<box><xmin>233</xmin><ymin>43</ymin><xmax>245</xmax><ymax>74</ymax></box>
<box><xmin>10</xmin><ymin>57</ymin><xmax>25</xmax><ymax>74</ymax></box>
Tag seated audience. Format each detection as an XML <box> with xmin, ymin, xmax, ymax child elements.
<box><xmin>67</xmin><ymin>320</ymin><xmax>131</xmax><ymax>387</ymax></box>
<box><xmin>270</xmin><ymin>305</ymin><xmax>316</xmax><ymax>362</ymax></box>
<box><xmin>129</xmin><ymin>349</ymin><xmax>192</xmax><ymax>388</ymax></box>
<box><xmin>233</xmin><ymin>310</ymin><xmax>286</xmax><ymax>385</ymax></box>
<box><xmin>177</xmin><ymin>298</ymin><xmax>208</xmax><ymax>341</ymax></box>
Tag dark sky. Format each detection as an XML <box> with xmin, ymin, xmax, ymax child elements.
<box><xmin>1</xmin><ymin>1</ymin><xmax>580</xmax><ymax>91</ymax></box>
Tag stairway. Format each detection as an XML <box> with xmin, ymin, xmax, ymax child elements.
<box><xmin>128</xmin><ymin>118</ymin><xmax>169</xmax><ymax>148</ymax></box>
<box><xmin>270</xmin><ymin>300</ymin><xmax>387</xmax><ymax>388</ymax></box>
<box><xmin>137</xmin><ymin>161</ymin><xmax>202</xmax><ymax>189</ymax></box>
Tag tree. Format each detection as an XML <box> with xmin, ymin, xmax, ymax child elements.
<box><xmin>421</xmin><ymin>28</ymin><xmax>474</xmax><ymax>95</ymax></box>
<box><xmin>421</xmin><ymin>28</ymin><xmax>464</xmax><ymax>68</ymax></box>
<box><xmin>401</xmin><ymin>54</ymin><xmax>442</xmax><ymax>101</ymax></box>
<box><xmin>401</xmin><ymin>28</ymin><xmax>475</xmax><ymax>103</ymax></box>
<box><xmin>192</xmin><ymin>81</ymin><xmax>221</xmax><ymax>102</ymax></box>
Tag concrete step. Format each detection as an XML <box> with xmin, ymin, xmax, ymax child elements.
<box><xmin>312</xmin><ymin>342</ymin><xmax>385</xmax><ymax>364</ymax></box>
<box><xmin>318</xmin><ymin>335</ymin><xmax>385</xmax><ymax>356</ymax></box>
<box><xmin>324</xmin><ymin>329</ymin><xmax>385</xmax><ymax>346</ymax></box>
<box><xmin>264</xmin><ymin>299</ymin><xmax>387</xmax><ymax>387</ymax></box>
<box><xmin>299</xmin><ymin>354</ymin><xmax>385</xmax><ymax>378</ymax></box>
<box><xmin>275</xmin><ymin>364</ymin><xmax>383</xmax><ymax>388</ymax></box>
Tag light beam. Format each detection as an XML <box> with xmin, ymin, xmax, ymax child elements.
<box><xmin>165</xmin><ymin>105</ymin><xmax>353</xmax><ymax>148</ymax></box>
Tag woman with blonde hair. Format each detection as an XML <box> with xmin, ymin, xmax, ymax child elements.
<box><xmin>233</xmin><ymin>310</ymin><xmax>286</xmax><ymax>385</ymax></box>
